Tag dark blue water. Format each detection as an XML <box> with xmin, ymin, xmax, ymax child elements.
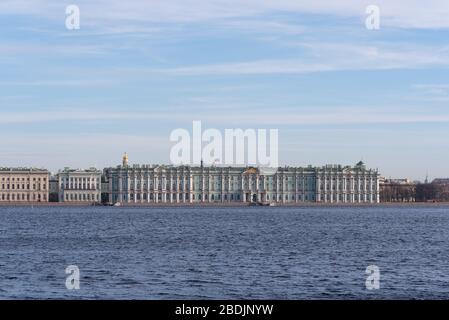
<box><xmin>0</xmin><ymin>205</ymin><xmax>448</xmax><ymax>299</ymax></box>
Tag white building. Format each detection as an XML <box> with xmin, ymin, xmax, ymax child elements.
<box><xmin>57</xmin><ymin>168</ymin><xmax>102</xmax><ymax>203</ymax></box>
<box><xmin>104</xmin><ymin>155</ymin><xmax>379</xmax><ymax>204</ymax></box>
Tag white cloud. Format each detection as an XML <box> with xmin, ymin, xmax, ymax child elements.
<box><xmin>223</xmin><ymin>20</ymin><xmax>305</xmax><ymax>35</ymax></box>
<box><xmin>1</xmin><ymin>106</ymin><xmax>449</xmax><ymax>126</ymax></box>
<box><xmin>0</xmin><ymin>43</ymin><xmax>108</xmax><ymax>55</ymax></box>
<box><xmin>150</xmin><ymin>42</ymin><xmax>449</xmax><ymax>75</ymax></box>
<box><xmin>1</xmin><ymin>0</ymin><xmax>449</xmax><ymax>29</ymax></box>
<box><xmin>411</xmin><ymin>84</ymin><xmax>449</xmax><ymax>102</ymax></box>
<box><xmin>157</xmin><ymin>60</ymin><xmax>334</xmax><ymax>75</ymax></box>
<box><xmin>0</xmin><ymin>79</ymin><xmax>115</xmax><ymax>86</ymax></box>
<box><xmin>413</xmin><ymin>84</ymin><xmax>449</xmax><ymax>93</ymax></box>
<box><xmin>0</xmin><ymin>110</ymin><xmax>161</xmax><ymax>124</ymax></box>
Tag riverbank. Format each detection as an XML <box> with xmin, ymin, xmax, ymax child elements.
<box><xmin>0</xmin><ymin>202</ymin><xmax>448</xmax><ymax>208</ymax></box>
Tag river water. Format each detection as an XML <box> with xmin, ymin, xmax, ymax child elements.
<box><xmin>0</xmin><ymin>205</ymin><xmax>448</xmax><ymax>299</ymax></box>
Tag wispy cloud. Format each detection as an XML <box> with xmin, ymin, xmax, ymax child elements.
<box><xmin>413</xmin><ymin>84</ymin><xmax>449</xmax><ymax>94</ymax></box>
<box><xmin>411</xmin><ymin>84</ymin><xmax>449</xmax><ymax>102</ymax></box>
<box><xmin>0</xmin><ymin>79</ymin><xmax>116</xmax><ymax>87</ymax></box>
<box><xmin>156</xmin><ymin>60</ymin><xmax>334</xmax><ymax>76</ymax></box>
<box><xmin>1</xmin><ymin>0</ymin><xmax>449</xmax><ymax>29</ymax></box>
<box><xmin>8</xmin><ymin>41</ymin><xmax>445</xmax><ymax>86</ymax></box>
<box><xmin>0</xmin><ymin>43</ymin><xmax>109</xmax><ymax>56</ymax></box>
<box><xmin>1</xmin><ymin>107</ymin><xmax>449</xmax><ymax>126</ymax></box>
<box><xmin>152</xmin><ymin>42</ymin><xmax>449</xmax><ymax>76</ymax></box>
<box><xmin>223</xmin><ymin>19</ymin><xmax>305</xmax><ymax>35</ymax></box>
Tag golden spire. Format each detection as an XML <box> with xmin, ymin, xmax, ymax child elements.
<box><xmin>122</xmin><ymin>152</ymin><xmax>129</xmax><ymax>167</ymax></box>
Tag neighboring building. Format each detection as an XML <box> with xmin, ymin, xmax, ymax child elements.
<box><xmin>383</xmin><ymin>178</ymin><xmax>449</xmax><ymax>203</ymax></box>
<box><xmin>0</xmin><ymin>167</ymin><xmax>50</xmax><ymax>202</ymax></box>
<box><xmin>104</xmin><ymin>155</ymin><xmax>379</xmax><ymax>204</ymax></box>
<box><xmin>432</xmin><ymin>178</ymin><xmax>449</xmax><ymax>202</ymax></box>
<box><xmin>49</xmin><ymin>176</ymin><xmax>59</xmax><ymax>202</ymax></box>
<box><xmin>57</xmin><ymin>168</ymin><xmax>102</xmax><ymax>203</ymax></box>
<box><xmin>379</xmin><ymin>178</ymin><xmax>416</xmax><ymax>202</ymax></box>
<box><xmin>101</xmin><ymin>177</ymin><xmax>109</xmax><ymax>204</ymax></box>
<box><xmin>432</xmin><ymin>178</ymin><xmax>449</xmax><ymax>186</ymax></box>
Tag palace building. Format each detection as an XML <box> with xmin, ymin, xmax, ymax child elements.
<box><xmin>0</xmin><ymin>167</ymin><xmax>50</xmax><ymax>202</ymax></box>
<box><xmin>57</xmin><ymin>168</ymin><xmax>102</xmax><ymax>203</ymax></box>
<box><xmin>104</xmin><ymin>154</ymin><xmax>380</xmax><ymax>204</ymax></box>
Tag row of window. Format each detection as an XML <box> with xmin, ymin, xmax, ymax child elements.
<box><xmin>60</xmin><ymin>183</ymin><xmax>100</xmax><ymax>190</ymax></box>
<box><xmin>0</xmin><ymin>177</ymin><xmax>47</xmax><ymax>182</ymax></box>
<box><xmin>1</xmin><ymin>183</ymin><xmax>46</xmax><ymax>190</ymax></box>
<box><xmin>118</xmin><ymin>193</ymin><xmax>244</xmax><ymax>202</ymax></box>
<box><xmin>0</xmin><ymin>193</ymin><xmax>46</xmax><ymax>201</ymax></box>
<box><xmin>60</xmin><ymin>177</ymin><xmax>99</xmax><ymax>184</ymax></box>
<box><xmin>63</xmin><ymin>193</ymin><xmax>100</xmax><ymax>201</ymax></box>
<box><xmin>320</xmin><ymin>185</ymin><xmax>377</xmax><ymax>191</ymax></box>
<box><xmin>118</xmin><ymin>175</ymin><xmax>375</xmax><ymax>183</ymax></box>
<box><xmin>114</xmin><ymin>183</ymin><xmax>375</xmax><ymax>193</ymax></box>
<box><xmin>115</xmin><ymin>179</ymin><xmax>375</xmax><ymax>190</ymax></box>
<box><xmin>319</xmin><ymin>194</ymin><xmax>377</xmax><ymax>201</ymax></box>
<box><xmin>114</xmin><ymin>192</ymin><xmax>377</xmax><ymax>202</ymax></box>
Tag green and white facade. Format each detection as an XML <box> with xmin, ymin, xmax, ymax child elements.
<box><xmin>104</xmin><ymin>160</ymin><xmax>380</xmax><ymax>204</ymax></box>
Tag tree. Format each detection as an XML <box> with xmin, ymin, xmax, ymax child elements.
<box><xmin>415</xmin><ymin>183</ymin><xmax>437</xmax><ymax>202</ymax></box>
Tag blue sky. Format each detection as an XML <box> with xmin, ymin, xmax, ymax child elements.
<box><xmin>0</xmin><ymin>0</ymin><xmax>449</xmax><ymax>180</ymax></box>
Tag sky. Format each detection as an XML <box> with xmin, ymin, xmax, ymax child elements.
<box><xmin>0</xmin><ymin>0</ymin><xmax>449</xmax><ymax>180</ymax></box>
